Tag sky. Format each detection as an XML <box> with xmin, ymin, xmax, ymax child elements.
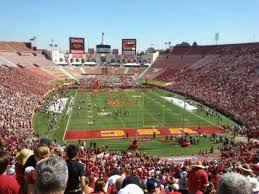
<box><xmin>0</xmin><ymin>0</ymin><xmax>258</xmax><ymax>52</ymax></box>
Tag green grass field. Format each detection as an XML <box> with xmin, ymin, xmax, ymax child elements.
<box><xmin>33</xmin><ymin>88</ymin><xmax>236</xmax><ymax>156</ymax></box>
<box><xmin>67</xmin><ymin>88</ymin><xmax>235</xmax><ymax>130</ymax></box>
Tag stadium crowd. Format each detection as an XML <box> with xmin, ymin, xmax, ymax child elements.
<box><xmin>80</xmin><ymin>74</ymin><xmax>138</xmax><ymax>89</ymax></box>
<box><xmin>0</xmin><ymin>44</ymin><xmax>258</xmax><ymax>194</ymax></box>
<box><xmin>0</xmin><ymin>131</ymin><xmax>259</xmax><ymax>194</ymax></box>
<box><xmin>0</xmin><ymin>67</ymin><xmax>50</xmax><ymax>130</ymax></box>
<box><xmin>164</xmin><ymin>45</ymin><xmax>259</xmax><ymax>132</ymax></box>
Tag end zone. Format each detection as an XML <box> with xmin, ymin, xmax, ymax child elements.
<box><xmin>64</xmin><ymin>126</ymin><xmax>224</xmax><ymax>140</ymax></box>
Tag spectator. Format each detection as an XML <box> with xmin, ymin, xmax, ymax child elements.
<box><xmin>118</xmin><ymin>176</ymin><xmax>144</xmax><ymax>194</ymax></box>
<box><xmin>146</xmin><ymin>178</ymin><xmax>162</xmax><ymax>194</ymax></box>
<box><xmin>168</xmin><ymin>184</ymin><xmax>182</xmax><ymax>194</ymax></box>
<box><xmin>26</xmin><ymin>144</ymin><xmax>51</xmax><ymax>194</ymax></box>
<box><xmin>187</xmin><ymin>161</ymin><xmax>209</xmax><ymax>194</ymax></box>
<box><xmin>35</xmin><ymin>156</ymin><xmax>68</xmax><ymax>194</ymax></box>
<box><xmin>216</xmin><ymin>172</ymin><xmax>253</xmax><ymax>194</ymax></box>
<box><xmin>91</xmin><ymin>178</ymin><xmax>108</xmax><ymax>194</ymax></box>
<box><xmin>65</xmin><ymin>144</ymin><xmax>86</xmax><ymax>194</ymax></box>
<box><xmin>83</xmin><ymin>177</ymin><xmax>94</xmax><ymax>194</ymax></box>
<box><xmin>239</xmin><ymin>164</ymin><xmax>259</xmax><ymax>193</ymax></box>
<box><xmin>0</xmin><ymin>150</ymin><xmax>21</xmax><ymax>194</ymax></box>
<box><xmin>178</xmin><ymin>166</ymin><xmax>188</xmax><ymax>194</ymax></box>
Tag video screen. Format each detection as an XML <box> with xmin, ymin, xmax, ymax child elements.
<box><xmin>70</xmin><ymin>37</ymin><xmax>85</xmax><ymax>54</ymax></box>
<box><xmin>96</xmin><ymin>44</ymin><xmax>111</xmax><ymax>53</ymax></box>
<box><xmin>122</xmin><ymin>39</ymin><xmax>136</xmax><ymax>55</ymax></box>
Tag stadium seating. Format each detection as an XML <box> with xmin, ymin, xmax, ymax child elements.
<box><xmin>0</xmin><ymin>41</ymin><xmax>55</xmax><ymax>67</ymax></box>
<box><xmin>0</xmin><ymin>66</ymin><xmax>51</xmax><ymax>130</ymax></box>
<box><xmin>0</xmin><ymin>42</ymin><xmax>258</xmax><ymax>194</ymax></box>
<box><xmin>153</xmin><ymin>43</ymin><xmax>259</xmax><ymax>131</ymax></box>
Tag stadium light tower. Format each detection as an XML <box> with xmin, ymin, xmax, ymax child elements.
<box><xmin>49</xmin><ymin>39</ymin><xmax>58</xmax><ymax>51</ymax></box>
<box><xmin>165</xmin><ymin>42</ymin><xmax>168</xmax><ymax>50</ymax></box>
<box><xmin>215</xmin><ymin>33</ymin><xmax>219</xmax><ymax>45</ymax></box>
<box><xmin>30</xmin><ymin>36</ymin><xmax>37</xmax><ymax>48</ymax></box>
<box><xmin>168</xmin><ymin>41</ymin><xmax>171</xmax><ymax>48</ymax></box>
<box><xmin>101</xmin><ymin>32</ymin><xmax>104</xmax><ymax>45</ymax></box>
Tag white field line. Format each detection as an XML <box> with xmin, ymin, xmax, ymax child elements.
<box><xmin>142</xmin><ymin>93</ymin><xmax>163</xmax><ymax>126</ymax></box>
<box><xmin>108</xmin><ymin>96</ymin><xmax>127</xmax><ymax>128</ymax></box>
<box><xmin>80</xmin><ymin>67</ymin><xmax>86</xmax><ymax>74</ymax></box>
<box><xmin>150</xmin><ymin>91</ymin><xmax>218</xmax><ymax>127</ymax></box>
<box><xmin>63</xmin><ymin>91</ymin><xmax>77</xmax><ymax>140</ymax></box>
<box><xmin>59</xmin><ymin>66</ymin><xmax>78</xmax><ymax>80</ymax></box>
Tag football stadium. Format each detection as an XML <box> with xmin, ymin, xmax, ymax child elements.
<box><xmin>0</xmin><ymin>1</ymin><xmax>258</xmax><ymax>194</ymax></box>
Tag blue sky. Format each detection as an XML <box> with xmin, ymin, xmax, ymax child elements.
<box><xmin>0</xmin><ymin>0</ymin><xmax>258</xmax><ymax>52</ymax></box>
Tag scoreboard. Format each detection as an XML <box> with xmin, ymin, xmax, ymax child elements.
<box><xmin>96</xmin><ymin>44</ymin><xmax>111</xmax><ymax>53</ymax></box>
<box><xmin>69</xmin><ymin>37</ymin><xmax>85</xmax><ymax>54</ymax></box>
<box><xmin>122</xmin><ymin>39</ymin><xmax>137</xmax><ymax>55</ymax></box>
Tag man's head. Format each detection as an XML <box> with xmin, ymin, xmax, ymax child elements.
<box><xmin>35</xmin><ymin>156</ymin><xmax>68</xmax><ymax>194</ymax></box>
<box><xmin>216</xmin><ymin>172</ymin><xmax>253</xmax><ymax>194</ymax></box>
<box><xmin>0</xmin><ymin>151</ymin><xmax>9</xmax><ymax>175</ymax></box>
<box><xmin>168</xmin><ymin>183</ymin><xmax>179</xmax><ymax>192</ymax></box>
<box><xmin>66</xmin><ymin>144</ymin><xmax>78</xmax><ymax>159</ymax></box>
<box><xmin>122</xmin><ymin>175</ymin><xmax>141</xmax><ymax>188</ymax></box>
<box><xmin>39</xmin><ymin>138</ymin><xmax>52</xmax><ymax>148</ymax></box>
<box><xmin>146</xmin><ymin>178</ymin><xmax>161</xmax><ymax>194</ymax></box>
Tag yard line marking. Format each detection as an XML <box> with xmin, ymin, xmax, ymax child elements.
<box><xmin>149</xmin><ymin>90</ymin><xmax>218</xmax><ymax>127</ymax></box>
<box><xmin>63</xmin><ymin>91</ymin><xmax>77</xmax><ymax>141</ymax></box>
<box><xmin>141</xmin><ymin>93</ymin><xmax>163</xmax><ymax>126</ymax></box>
<box><xmin>106</xmin><ymin>93</ymin><xmax>127</xmax><ymax>128</ymax></box>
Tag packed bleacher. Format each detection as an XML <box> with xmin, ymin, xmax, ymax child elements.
<box><xmin>146</xmin><ymin>43</ymin><xmax>259</xmax><ymax>132</ymax></box>
<box><xmin>80</xmin><ymin>74</ymin><xmax>138</xmax><ymax>89</ymax></box>
<box><xmin>0</xmin><ymin>66</ymin><xmax>51</xmax><ymax>130</ymax></box>
<box><xmin>0</xmin><ymin>130</ymin><xmax>258</xmax><ymax>194</ymax></box>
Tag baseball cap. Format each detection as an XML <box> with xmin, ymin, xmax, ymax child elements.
<box><xmin>146</xmin><ymin>178</ymin><xmax>161</xmax><ymax>191</ymax></box>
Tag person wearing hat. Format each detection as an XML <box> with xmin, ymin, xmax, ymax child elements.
<box><xmin>239</xmin><ymin>163</ymin><xmax>259</xmax><ymax>193</ymax></box>
<box><xmin>16</xmin><ymin>148</ymin><xmax>34</xmax><ymax>168</ymax></box>
<box><xmin>239</xmin><ymin>163</ymin><xmax>254</xmax><ymax>176</ymax></box>
<box><xmin>15</xmin><ymin>148</ymin><xmax>34</xmax><ymax>186</ymax></box>
<box><xmin>0</xmin><ymin>150</ymin><xmax>21</xmax><ymax>194</ymax></box>
<box><xmin>146</xmin><ymin>178</ymin><xmax>162</xmax><ymax>194</ymax></box>
<box><xmin>187</xmin><ymin>161</ymin><xmax>209</xmax><ymax>194</ymax></box>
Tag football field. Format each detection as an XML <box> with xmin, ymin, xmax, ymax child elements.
<box><xmin>63</xmin><ymin>88</ymin><xmax>235</xmax><ymax>140</ymax></box>
<box><xmin>33</xmin><ymin>88</ymin><xmax>236</xmax><ymax>156</ymax></box>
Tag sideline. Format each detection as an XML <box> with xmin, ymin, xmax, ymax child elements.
<box><xmin>150</xmin><ymin>90</ymin><xmax>218</xmax><ymax>127</ymax></box>
<box><xmin>62</xmin><ymin>91</ymin><xmax>77</xmax><ymax>140</ymax></box>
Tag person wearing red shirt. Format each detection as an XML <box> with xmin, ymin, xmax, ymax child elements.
<box><xmin>0</xmin><ymin>151</ymin><xmax>21</xmax><ymax>194</ymax></box>
<box><xmin>187</xmin><ymin>161</ymin><xmax>209</xmax><ymax>194</ymax></box>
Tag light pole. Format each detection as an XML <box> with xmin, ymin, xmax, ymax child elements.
<box><xmin>165</xmin><ymin>42</ymin><xmax>168</xmax><ymax>50</ymax></box>
<box><xmin>30</xmin><ymin>36</ymin><xmax>36</xmax><ymax>48</ymax></box>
